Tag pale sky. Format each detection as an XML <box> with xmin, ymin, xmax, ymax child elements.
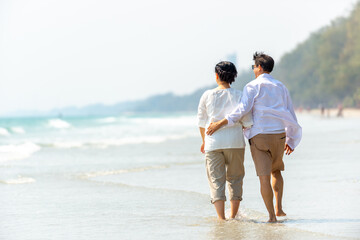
<box><xmin>0</xmin><ymin>0</ymin><xmax>357</xmax><ymax>115</ymax></box>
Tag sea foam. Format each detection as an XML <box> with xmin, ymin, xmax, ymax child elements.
<box><xmin>98</xmin><ymin>117</ymin><xmax>117</xmax><ymax>123</ymax></box>
<box><xmin>81</xmin><ymin>165</ymin><xmax>168</xmax><ymax>179</ymax></box>
<box><xmin>0</xmin><ymin>127</ymin><xmax>10</xmax><ymax>136</ymax></box>
<box><xmin>10</xmin><ymin>126</ymin><xmax>26</xmax><ymax>134</ymax></box>
<box><xmin>1</xmin><ymin>176</ymin><xmax>36</xmax><ymax>184</ymax></box>
<box><xmin>0</xmin><ymin>142</ymin><xmax>41</xmax><ymax>162</ymax></box>
<box><xmin>130</xmin><ymin>116</ymin><xmax>197</xmax><ymax>126</ymax></box>
<box><xmin>46</xmin><ymin>132</ymin><xmax>196</xmax><ymax>149</ymax></box>
<box><xmin>51</xmin><ymin>141</ymin><xmax>84</xmax><ymax>148</ymax></box>
<box><xmin>48</xmin><ymin>119</ymin><xmax>71</xmax><ymax>129</ymax></box>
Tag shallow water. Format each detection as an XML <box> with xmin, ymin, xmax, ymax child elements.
<box><xmin>0</xmin><ymin>113</ymin><xmax>359</xmax><ymax>239</ymax></box>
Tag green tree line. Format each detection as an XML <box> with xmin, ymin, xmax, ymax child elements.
<box><xmin>272</xmin><ymin>2</ymin><xmax>360</xmax><ymax>108</ymax></box>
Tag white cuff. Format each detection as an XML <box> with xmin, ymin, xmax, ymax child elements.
<box><xmin>197</xmin><ymin>120</ymin><xmax>206</xmax><ymax>128</ymax></box>
<box><xmin>225</xmin><ymin>115</ymin><xmax>235</xmax><ymax>126</ymax></box>
<box><xmin>285</xmin><ymin>138</ymin><xmax>295</xmax><ymax>150</ymax></box>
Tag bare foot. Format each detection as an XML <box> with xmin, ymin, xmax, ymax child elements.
<box><xmin>268</xmin><ymin>218</ymin><xmax>277</xmax><ymax>223</ymax></box>
<box><xmin>268</xmin><ymin>215</ymin><xmax>277</xmax><ymax>223</ymax></box>
<box><xmin>276</xmin><ymin>209</ymin><xmax>287</xmax><ymax>217</ymax></box>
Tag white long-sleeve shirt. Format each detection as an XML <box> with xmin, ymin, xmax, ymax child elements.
<box><xmin>197</xmin><ymin>88</ymin><xmax>253</xmax><ymax>152</ymax></box>
<box><xmin>225</xmin><ymin>73</ymin><xmax>302</xmax><ymax>149</ymax></box>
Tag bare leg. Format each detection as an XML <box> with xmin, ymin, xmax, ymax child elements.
<box><xmin>271</xmin><ymin>170</ymin><xmax>286</xmax><ymax>216</ymax></box>
<box><xmin>230</xmin><ymin>200</ymin><xmax>240</xmax><ymax>219</ymax></box>
<box><xmin>259</xmin><ymin>175</ymin><xmax>277</xmax><ymax>222</ymax></box>
<box><xmin>213</xmin><ymin>200</ymin><xmax>226</xmax><ymax>220</ymax></box>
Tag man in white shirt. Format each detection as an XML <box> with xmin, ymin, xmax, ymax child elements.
<box><xmin>206</xmin><ymin>52</ymin><xmax>302</xmax><ymax>222</ymax></box>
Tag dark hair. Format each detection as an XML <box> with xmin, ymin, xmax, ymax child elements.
<box><xmin>253</xmin><ymin>52</ymin><xmax>274</xmax><ymax>72</ymax></box>
<box><xmin>215</xmin><ymin>61</ymin><xmax>237</xmax><ymax>84</ymax></box>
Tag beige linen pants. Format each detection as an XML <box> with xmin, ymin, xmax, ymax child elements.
<box><xmin>249</xmin><ymin>133</ymin><xmax>286</xmax><ymax>176</ymax></box>
<box><xmin>205</xmin><ymin>148</ymin><xmax>245</xmax><ymax>203</ymax></box>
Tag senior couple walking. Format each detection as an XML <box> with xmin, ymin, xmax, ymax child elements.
<box><xmin>197</xmin><ymin>52</ymin><xmax>302</xmax><ymax>222</ymax></box>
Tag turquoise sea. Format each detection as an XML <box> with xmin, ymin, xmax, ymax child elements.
<box><xmin>0</xmin><ymin>113</ymin><xmax>359</xmax><ymax>239</ymax></box>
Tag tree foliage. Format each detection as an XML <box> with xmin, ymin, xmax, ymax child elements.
<box><xmin>272</xmin><ymin>2</ymin><xmax>360</xmax><ymax>108</ymax></box>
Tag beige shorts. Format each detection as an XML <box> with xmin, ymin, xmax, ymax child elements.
<box><xmin>249</xmin><ymin>133</ymin><xmax>286</xmax><ymax>176</ymax></box>
<box><xmin>205</xmin><ymin>148</ymin><xmax>245</xmax><ymax>203</ymax></box>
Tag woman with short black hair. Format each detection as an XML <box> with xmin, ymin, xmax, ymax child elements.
<box><xmin>197</xmin><ymin>61</ymin><xmax>252</xmax><ymax>220</ymax></box>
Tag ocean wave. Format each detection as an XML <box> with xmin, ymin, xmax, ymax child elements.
<box><xmin>0</xmin><ymin>176</ymin><xmax>36</xmax><ymax>184</ymax></box>
<box><xmin>41</xmin><ymin>132</ymin><xmax>196</xmax><ymax>149</ymax></box>
<box><xmin>48</xmin><ymin>119</ymin><xmax>71</xmax><ymax>129</ymax></box>
<box><xmin>10</xmin><ymin>126</ymin><xmax>26</xmax><ymax>134</ymax></box>
<box><xmin>50</xmin><ymin>141</ymin><xmax>84</xmax><ymax>148</ymax></box>
<box><xmin>129</xmin><ymin>116</ymin><xmax>197</xmax><ymax>126</ymax></box>
<box><xmin>97</xmin><ymin>117</ymin><xmax>117</xmax><ymax>123</ymax></box>
<box><xmin>80</xmin><ymin>165</ymin><xmax>168</xmax><ymax>179</ymax></box>
<box><xmin>0</xmin><ymin>127</ymin><xmax>10</xmax><ymax>136</ymax></box>
<box><xmin>0</xmin><ymin>142</ymin><xmax>41</xmax><ymax>162</ymax></box>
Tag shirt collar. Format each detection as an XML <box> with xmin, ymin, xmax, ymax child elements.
<box><xmin>257</xmin><ymin>73</ymin><xmax>273</xmax><ymax>80</ymax></box>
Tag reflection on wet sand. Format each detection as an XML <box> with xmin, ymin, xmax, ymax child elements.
<box><xmin>207</xmin><ymin>217</ymin><xmax>341</xmax><ymax>240</ymax></box>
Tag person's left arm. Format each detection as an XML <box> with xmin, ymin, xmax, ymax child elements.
<box><xmin>197</xmin><ymin>92</ymin><xmax>208</xmax><ymax>153</ymax></box>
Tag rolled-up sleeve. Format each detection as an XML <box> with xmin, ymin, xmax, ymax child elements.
<box><xmin>197</xmin><ymin>92</ymin><xmax>208</xmax><ymax>128</ymax></box>
<box><xmin>226</xmin><ymin>84</ymin><xmax>256</xmax><ymax>126</ymax></box>
<box><xmin>239</xmin><ymin>111</ymin><xmax>253</xmax><ymax>128</ymax></box>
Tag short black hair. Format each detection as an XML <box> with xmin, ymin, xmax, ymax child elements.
<box><xmin>215</xmin><ymin>61</ymin><xmax>238</xmax><ymax>84</ymax></box>
<box><xmin>253</xmin><ymin>52</ymin><xmax>274</xmax><ymax>72</ymax></box>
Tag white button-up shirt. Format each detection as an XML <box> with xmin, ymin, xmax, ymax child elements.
<box><xmin>225</xmin><ymin>73</ymin><xmax>302</xmax><ymax>149</ymax></box>
<box><xmin>197</xmin><ymin>88</ymin><xmax>253</xmax><ymax>152</ymax></box>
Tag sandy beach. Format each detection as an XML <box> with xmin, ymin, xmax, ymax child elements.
<box><xmin>1</xmin><ymin>113</ymin><xmax>360</xmax><ymax>239</ymax></box>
